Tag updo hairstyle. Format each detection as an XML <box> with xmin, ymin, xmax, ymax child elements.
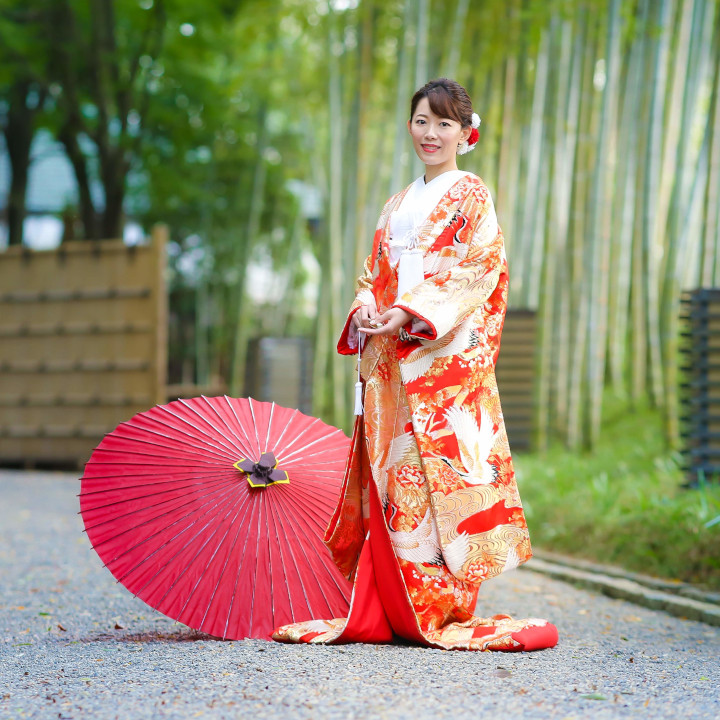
<box><xmin>409</xmin><ymin>78</ymin><xmax>474</xmax><ymax>128</ymax></box>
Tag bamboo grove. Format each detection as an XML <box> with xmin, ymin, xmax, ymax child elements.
<box><xmin>301</xmin><ymin>0</ymin><xmax>720</xmax><ymax>450</ymax></box>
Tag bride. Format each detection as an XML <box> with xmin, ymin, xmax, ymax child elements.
<box><xmin>273</xmin><ymin>78</ymin><xmax>558</xmax><ymax>652</ymax></box>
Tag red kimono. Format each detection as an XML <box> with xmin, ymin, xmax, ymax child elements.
<box><xmin>273</xmin><ymin>173</ymin><xmax>558</xmax><ymax>651</ymax></box>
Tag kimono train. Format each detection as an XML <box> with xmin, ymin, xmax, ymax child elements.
<box><xmin>273</xmin><ymin>172</ymin><xmax>558</xmax><ymax>651</ymax></box>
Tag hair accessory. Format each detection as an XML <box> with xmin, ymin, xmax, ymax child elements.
<box><xmin>457</xmin><ymin>113</ymin><xmax>482</xmax><ymax>155</ymax></box>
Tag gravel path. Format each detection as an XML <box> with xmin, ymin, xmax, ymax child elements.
<box><xmin>1</xmin><ymin>470</ymin><xmax>718</xmax><ymax>720</ymax></box>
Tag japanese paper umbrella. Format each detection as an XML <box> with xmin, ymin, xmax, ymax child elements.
<box><xmin>79</xmin><ymin>396</ymin><xmax>352</xmax><ymax>640</ymax></box>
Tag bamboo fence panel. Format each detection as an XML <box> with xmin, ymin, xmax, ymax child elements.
<box><xmin>0</xmin><ymin>226</ymin><xmax>168</xmax><ymax>466</ymax></box>
<box><xmin>495</xmin><ymin>309</ymin><xmax>538</xmax><ymax>451</ymax></box>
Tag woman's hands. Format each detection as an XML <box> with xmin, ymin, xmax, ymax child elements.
<box><xmin>352</xmin><ymin>300</ymin><xmax>379</xmax><ymax>331</ymax></box>
<box><xmin>358</xmin><ymin>307</ymin><xmax>412</xmax><ymax>336</ymax></box>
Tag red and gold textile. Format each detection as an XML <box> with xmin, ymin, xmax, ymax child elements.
<box><xmin>273</xmin><ymin>173</ymin><xmax>558</xmax><ymax>651</ymax></box>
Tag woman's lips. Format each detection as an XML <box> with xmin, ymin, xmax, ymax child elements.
<box><xmin>421</xmin><ymin>144</ymin><xmax>440</xmax><ymax>153</ymax></box>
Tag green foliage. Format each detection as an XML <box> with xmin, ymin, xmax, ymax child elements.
<box><xmin>515</xmin><ymin>390</ymin><xmax>720</xmax><ymax>588</ymax></box>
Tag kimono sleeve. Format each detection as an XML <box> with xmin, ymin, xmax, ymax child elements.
<box><xmin>337</xmin><ymin>253</ymin><xmax>376</xmax><ymax>355</ymax></box>
<box><xmin>394</xmin><ymin>187</ymin><xmax>504</xmax><ymax>341</ymax></box>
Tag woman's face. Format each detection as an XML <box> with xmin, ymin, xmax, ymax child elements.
<box><xmin>407</xmin><ymin>97</ymin><xmax>470</xmax><ymax>170</ymax></box>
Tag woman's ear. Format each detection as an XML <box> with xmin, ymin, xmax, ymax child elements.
<box><xmin>407</xmin><ymin>119</ymin><xmax>412</xmax><ymax>135</ymax></box>
<box><xmin>460</xmin><ymin>126</ymin><xmax>471</xmax><ymax>143</ymax></box>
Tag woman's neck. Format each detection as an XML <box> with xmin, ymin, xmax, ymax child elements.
<box><xmin>423</xmin><ymin>160</ymin><xmax>459</xmax><ymax>183</ymax></box>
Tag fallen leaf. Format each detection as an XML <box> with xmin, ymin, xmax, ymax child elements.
<box><xmin>580</xmin><ymin>693</ymin><xmax>606</xmax><ymax>701</ymax></box>
<box><xmin>114</xmin><ymin>623</ymin><xmax>124</xmax><ymax>630</ymax></box>
<box><xmin>57</xmin><ymin>624</ymin><xmax>67</xmax><ymax>632</ymax></box>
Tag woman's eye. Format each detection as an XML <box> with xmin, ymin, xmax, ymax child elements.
<box><xmin>441</xmin><ymin>121</ymin><xmax>450</xmax><ymax>127</ymax></box>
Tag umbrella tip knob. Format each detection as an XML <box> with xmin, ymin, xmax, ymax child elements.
<box><xmin>234</xmin><ymin>453</ymin><xmax>289</xmax><ymax>488</ymax></box>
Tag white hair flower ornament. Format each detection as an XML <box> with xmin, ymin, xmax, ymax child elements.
<box><xmin>457</xmin><ymin>112</ymin><xmax>481</xmax><ymax>155</ymax></box>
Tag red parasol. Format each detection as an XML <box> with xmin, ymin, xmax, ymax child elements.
<box><xmin>79</xmin><ymin>396</ymin><xmax>352</xmax><ymax>640</ymax></box>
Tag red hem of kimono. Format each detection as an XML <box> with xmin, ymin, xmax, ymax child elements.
<box><xmin>276</xmin><ymin>452</ymin><xmax>559</xmax><ymax>652</ymax></box>
<box><xmin>329</xmin><ymin>480</ymin><xmax>558</xmax><ymax>652</ymax></box>
<box><xmin>497</xmin><ymin>623</ymin><xmax>560</xmax><ymax>652</ymax></box>
<box><xmin>330</xmin><ymin>479</ymin><xmax>426</xmax><ymax>645</ymax></box>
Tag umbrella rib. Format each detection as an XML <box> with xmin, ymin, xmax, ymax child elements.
<box><xmin>79</xmin><ymin>467</ymin><xmax>229</xmax><ymax>495</ymax></box>
<box><xmin>105</xmin><ymin>423</ymin><xmax>237</xmax><ymax>463</ymax></box>
<box><xmin>273</xmin><ymin>495</ymin><xmax>349</xmax><ymax>616</ymax></box>
<box><xmin>272</xmin><ymin>484</ymin><xmax>343</xmax><ymax>528</ymax></box>
<box><xmin>193</xmin><ymin>486</ymin><xmax>255</xmax><ymax>638</ymax></box>
<box><xmin>156</xmin><ymin>403</ymin><xmax>241</xmax><ymax>458</ymax></box>
<box><xmin>265</xmin><ymin>484</ymin><xmax>294</xmax><ymax>625</ymax></box>
<box><xmin>269</xmin><ymin>407</ymin><xmax>301</xmax><ymax>452</ymax></box>
<box><xmin>247</xmin><ymin>482</ymin><xmax>265</xmax><ymax>636</ymax></box>
<box><xmin>248</xmin><ymin>398</ymin><xmax>262</xmax><ymax>458</ymax></box>
<box><xmin>265</xmin><ymin>491</ymin><xmax>309</xmax><ymax>624</ymax></box>
<box><xmin>223</xmin><ymin>484</ymin><xmax>263</xmax><ymax>639</ymax></box>
<box><xmin>90</xmin><ymin>443</ymin><xmax>231</xmax><ymax>464</ymax></box>
<box><xmin>151</xmin><ymin>490</ymin><xmax>246</xmax><ymax>617</ymax></box>
<box><xmin>178</xmin><ymin>396</ymin><xmax>249</xmax><ymax>459</ymax></box>
<box><xmin>274</xmin><ymin>416</ymin><xmax>323</xmax><ymax>457</ymax></box>
<box><xmin>200</xmin><ymin>395</ymin><xmax>257</xmax><ymax>459</ymax></box>
<box><xmin>269</xmin><ymin>492</ymin><xmax>329</xmax><ymax>618</ymax></box>
<box><xmin>174</xmin><ymin>487</ymin><xmax>253</xmax><ymax>628</ymax></box>
<box><xmin>277</xmin><ymin>430</ymin><xmax>346</xmax><ymax>465</ymax></box>
<box><xmin>283</xmin><ymin>455</ymin><xmax>350</xmax><ymax>468</ymax></box>
<box><xmin>222</xmin><ymin>396</ymin><xmax>257</xmax><ymax>457</ymax></box>
<box><xmin>125</xmin><ymin>414</ymin><xmax>238</xmax><ymax>460</ymax></box>
<box><xmin>282</xmin><ymin>443</ymin><xmax>351</xmax><ymax>464</ymax></box>
<box><xmin>128</xmin><ymin>484</ymin><xmax>243</xmax><ymax>597</ymax></box>
<box><xmin>98</xmin><ymin>481</ymin><xmax>238</xmax><ymax>562</ymax></box>
<box><xmin>264</xmin><ymin>402</ymin><xmax>276</xmax><ymax>453</ymax></box>
<box><xmin>81</xmin><ymin>474</ymin><xmax>235</xmax><ymax>525</ymax></box>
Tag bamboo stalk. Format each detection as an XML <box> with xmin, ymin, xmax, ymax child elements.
<box><xmin>327</xmin><ymin>5</ymin><xmax>348</xmax><ymax>425</ymax></box>
<box><xmin>390</xmin><ymin>0</ymin><xmax>417</xmax><ymax>195</ymax></box>
<box><xmin>641</xmin><ymin>0</ymin><xmax>672</xmax><ymax>408</ymax></box>
<box><xmin>229</xmin><ymin>102</ymin><xmax>269</xmax><ymax>396</ymax></box>
<box><xmin>709</xmin><ymin>27</ymin><xmax>720</xmax><ymax>286</ymax></box>
<box><xmin>608</xmin><ymin>2</ymin><xmax>645</xmax><ymax>397</ymax></box>
<box><xmin>516</xmin><ymin>29</ymin><xmax>549</xmax><ymax>308</ymax></box>
<box><xmin>441</xmin><ymin>0</ymin><xmax>470</xmax><ymax>78</ymax></box>
<box><xmin>584</xmin><ymin>0</ymin><xmax>622</xmax><ymax>448</ymax></box>
<box><xmin>553</xmin><ymin>14</ymin><xmax>583</xmax><ymax>437</ymax></box>
<box><xmin>567</xmin><ymin>7</ymin><xmax>598</xmax><ymax>449</ymax></box>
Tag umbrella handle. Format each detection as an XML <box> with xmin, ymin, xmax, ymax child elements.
<box><xmin>354</xmin><ymin>338</ymin><xmax>364</xmax><ymax>416</ymax></box>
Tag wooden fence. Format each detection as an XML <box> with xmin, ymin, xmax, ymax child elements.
<box><xmin>679</xmin><ymin>288</ymin><xmax>720</xmax><ymax>485</ymax></box>
<box><xmin>496</xmin><ymin>309</ymin><xmax>536</xmax><ymax>451</ymax></box>
<box><xmin>0</xmin><ymin>227</ymin><xmax>167</xmax><ymax>466</ymax></box>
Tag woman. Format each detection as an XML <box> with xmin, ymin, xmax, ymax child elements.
<box><xmin>273</xmin><ymin>79</ymin><xmax>558</xmax><ymax>651</ymax></box>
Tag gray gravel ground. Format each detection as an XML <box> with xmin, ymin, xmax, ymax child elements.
<box><xmin>1</xmin><ymin>470</ymin><xmax>719</xmax><ymax>720</ymax></box>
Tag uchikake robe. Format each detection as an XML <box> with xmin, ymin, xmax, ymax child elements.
<box><xmin>273</xmin><ymin>173</ymin><xmax>558</xmax><ymax>651</ymax></box>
